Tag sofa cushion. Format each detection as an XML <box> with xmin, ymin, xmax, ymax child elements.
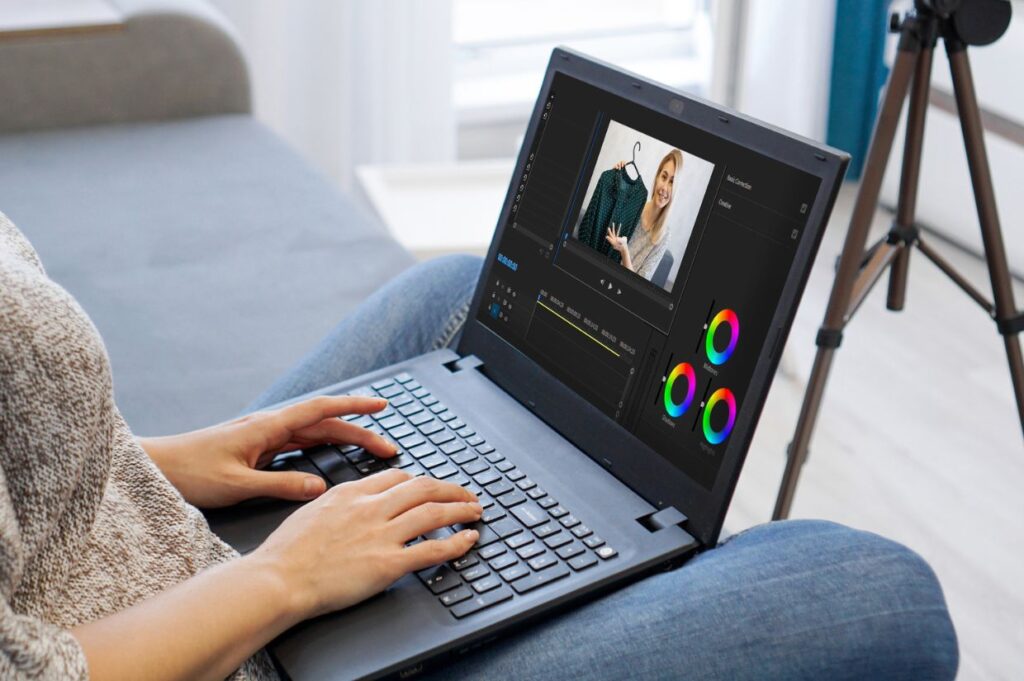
<box><xmin>0</xmin><ymin>115</ymin><xmax>415</xmax><ymax>435</ymax></box>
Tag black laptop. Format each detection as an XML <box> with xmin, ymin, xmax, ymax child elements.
<box><xmin>207</xmin><ymin>48</ymin><xmax>849</xmax><ymax>680</ymax></box>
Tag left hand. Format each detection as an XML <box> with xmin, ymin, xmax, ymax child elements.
<box><xmin>138</xmin><ymin>395</ymin><xmax>397</xmax><ymax>508</ymax></box>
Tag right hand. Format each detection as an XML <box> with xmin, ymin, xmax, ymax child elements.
<box><xmin>613</xmin><ymin>160</ymin><xmax>627</xmax><ymax>170</ymax></box>
<box><xmin>253</xmin><ymin>469</ymin><xmax>482</xmax><ymax>619</ymax></box>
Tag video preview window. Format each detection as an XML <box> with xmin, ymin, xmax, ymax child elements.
<box><xmin>571</xmin><ymin>120</ymin><xmax>715</xmax><ymax>292</ymax></box>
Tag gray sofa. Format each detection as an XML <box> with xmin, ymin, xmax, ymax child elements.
<box><xmin>0</xmin><ymin>0</ymin><xmax>415</xmax><ymax>435</ymax></box>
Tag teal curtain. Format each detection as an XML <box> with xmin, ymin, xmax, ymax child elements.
<box><xmin>827</xmin><ymin>0</ymin><xmax>891</xmax><ymax>179</ymax></box>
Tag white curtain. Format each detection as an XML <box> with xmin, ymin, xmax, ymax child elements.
<box><xmin>209</xmin><ymin>0</ymin><xmax>456</xmax><ymax>191</ymax></box>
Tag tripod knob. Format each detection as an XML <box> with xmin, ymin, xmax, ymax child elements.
<box><xmin>889</xmin><ymin>12</ymin><xmax>902</xmax><ymax>31</ymax></box>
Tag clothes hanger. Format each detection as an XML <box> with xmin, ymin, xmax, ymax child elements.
<box><xmin>623</xmin><ymin>141</ymin><xmax>641</xmax><ymax>181</ymax></box>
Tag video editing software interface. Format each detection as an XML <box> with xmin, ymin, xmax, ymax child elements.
<box><xmin>478</xmin><ymin>73</ymin><xmax>821</xmax><ymax>490</ymax></box>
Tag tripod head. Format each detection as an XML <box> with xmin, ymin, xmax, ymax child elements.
<box><xmin>895</xmin><ymin>0</ymin><xmax>1012</xmax><ymax>47</ymax></box>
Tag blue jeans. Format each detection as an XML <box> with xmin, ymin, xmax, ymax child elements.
<box><xmin>250</xmin><ymin>256</ymin><xmax>959</xmax><ymax>680</ymax></box>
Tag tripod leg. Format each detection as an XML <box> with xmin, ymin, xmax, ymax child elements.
<box><xmin>947</xmin><ymin>45</ymin><xmax>1024</xmax><ymax>436</ymax></box>
<box><xmin>772</xmin><ymin>45</ymin><xmax>920</xmax><ymax>521</ymax></box>
<box><xmin>886</xmin><ymin>44</ymin><xmax>935</xmax><ymax>311</ymax></box>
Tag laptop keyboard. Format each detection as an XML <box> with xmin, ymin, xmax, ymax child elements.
<box><xmin>272</xmin><ymin>372</ymin><xmax>618</xmax><ymax>619</ymax></box>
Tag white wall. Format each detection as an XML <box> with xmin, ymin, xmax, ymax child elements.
<box><xmin>208</xmin><ymin>0</ymin><xmax>455</xmax><ymax>191</ymax></box>
<box><xmin>733</xmin><ymin>0</ymin><xmax>836</xmax><ymax>142</ymax></box>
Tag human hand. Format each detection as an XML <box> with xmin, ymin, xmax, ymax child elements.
<box><xmin>138</xmin><ymin>395</ymin><xmax>397</xmax><ymax>508</ymax></box>
<box><xmin>253</xmin><ymin>469</ymin><xmax>482</xmax><ymax>618</ymax></box>
<box><xmin>605</xmin><ymin>223</ymin><xmax>629</xmax><ymax>254</ymax></box>
<box><xmin>613</xmin><ymin>160</ymin><xmax>627</xmax><ymax>170</ymax></box>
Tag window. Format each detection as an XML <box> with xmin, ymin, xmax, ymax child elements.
<box><xmin>453</xmin><ymin>0</ymin><xmax>713</xmax><ymax>136</ymax></box>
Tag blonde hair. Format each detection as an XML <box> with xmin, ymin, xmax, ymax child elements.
<box><xmin>649</xmin><ymin>149</ymin><xmax>683</xmax><ymax>244</ymax></box>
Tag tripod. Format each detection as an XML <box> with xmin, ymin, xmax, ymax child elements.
<box><xmin>773</xmin><ymin>0</ymin><xmax>1022</xmax><ymax>520</ymax></box>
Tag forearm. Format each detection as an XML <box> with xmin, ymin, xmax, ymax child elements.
<box><xmin>72</xmin><ymin>553</ymin><xmax>302</xmax><ymax>681</ymax></box>
<box><xmin>620</xmin><ymin>248</ymin><xmax>634</xmax><ymax>271</ymax></box>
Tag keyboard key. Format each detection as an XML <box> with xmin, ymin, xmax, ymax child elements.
<box><xmin>481</xmin><ymin>507</ymin><xmax>506</xmax><ymax>524</ymax></box>
<box><xmin>477</xmin><ymin>494</ymin><xmax>494</xmax><ymax>509</ymax></box>
<box><xmin>389</xmin><ymin>453</ymin><xmax>416</xmax><ymax>469</ymax></box>
<box><xmin>516</xmin><ymin>478</ymin><xmax>536</xmax><ymax>491</ymax></box>
<box><xmin>527</xmin><ymin>487</ymin><xmax>546</xmax><ymax>500</ymax></box>
<box><xmin>472</xmin><ymin>575</ymin><xmax>502</xmax><ymax>594</ymax></box>
<box><xmin>389</xmin><ymin>424</ymin><xmax>415</xmax><ymax>440</ymax></box>
<box><xmin>568</xmin><ymin>553</ymin><xmax>598</xmax><ymax>571</ymax></box>
<box><xmin>583</xmin><ymin>535</ymin><xmax>605</xmax><ymax>549</ymax></box>
<box><xmin>466</xmin><ymin>435</ymin><xmax>485</xmax><ymax>447</ymax></box>
<box><xmin>378</xmin><ymin>415</ymin><xmax>404</xmax><ymax>430</ymax></box>
<box><xmin>429</xmin><ymin>402</ymin><xmax>447</xmax><ymax>414</ymax></box>
<box><xmin>506</xmin><ymin>533</ymin><xmax>534</xmax><ymax>549</ymax></box>
<box><xmin>409</xmin><ymin>412</ymin><xmax>433</xmax><ymax>427</ymax></box>
<box><xmin>476</xmin><ymin>444</ymin><xmax>495</xmax><ymax>455</ymax></box>
<box><xmin>356</xmin><ymin>459</ymin><xmax>388</xmax><ymax>475</ymax></box>
<box><xmin>499</xmin><ymin>564</ymin><xmax>530</xmax><ymax>583</ymax></box>
<box><xmin>534</xmin><ymin>522</ymin><xmax>560</xmax><ymax>539</ymax></box>
<box><xmin>469</xmin><ymin>524</ymin><xmax>500</xmax><ymax>548</ymax></box>
<box><xmin>544</xmin><ymin>532</ymin><xmax>573</xmax><ymax>550</ymax></box>
<box><xmin>398</xmin><ymin>403</ymin><xmax>423</xmax><ymax>417</ymax></box>
<box><xmin>571</xmin><ymin>525</ymin><xmax>592</xmax><ymax>539</ymax></box>
<box><xmin>431</xmin><ymin>463</ymin><xmax>459</xmax><ymax>479</ymax></box>
<box><xmin>485</xmin><ymin>480</ymin><xmax>514</xmax><ymax>497</ymax></box>
<box><xmin>419</xmin><ymin>453</ymin><xmax>447</xmax><ymax>469</ymax></box>
<box><xmin>473</xmin><ymin>470</ymin><xmax>502</xmax><ymax>487</ymax></box>
<box><xmin>478</xmin><ymin>543</ymin><xmax>507</xmax><ymax>560</ymax></box>
<box><xmin>449</xmin><ymin>586</ymin><xmax>512</xmax><ymax>619</ymax></box>
<box><xmin>527</xmin><ymin>553</ymin><xmax>559</xmax><ymax>571</ymax></box>
<box><xmin>448</xmin><ymin>419</ymin><xmax>466</xmax><ymax>431</ymax></box>
<box><xmin>405</xmin><ymin>463</ymin><xmax>427</xmax><ymax>477</ymax></box>
<box><xmin>450</xmin><ymin>473</ymin><xmax>472</xmax><ymax>487</ymax></box>
<box><xmin>510</xmin><ymin>501</ymin><xmax>547</xmax><ymax>528</ymax></box>
<box><xmin>404</xmin><ymin>380</ymin><xmax>421</xmax><ymax>391</ymax></box>
<box><xmin>451</xmin><ymin>554</ymin><xmax>479</xmax><ymax>571</ymax></box>
<box><xmin>378</xmin><ymin>384</ymin><xmax>404</xmax><ymax>399</ymax></box>
<box><xmin>461</xmin><ymin>565</ymin><xmax>490</xmax><ymax>582</ymax></box>
<box><xmin>371</xmin><ymin>379</ymin><xmax>394</xmax><ymax>391</ymax></box>
<box><xmin>439</xmin><ymin>586</ymin><xmax>473</xmax><ymax>607</ymax></box>
<box><xmin>463</xmin><ymin>460</ymin><xmax>489</xmax><ymax>476</ymax></box>
<box><xmin>510</xmin><ymin>563</ymin><xmax>570</xmax><ymax>594</ymax></box>
<box><xmin>516</xmin><ymin>543</ymin><xmax>545</xmax><ymax>560</ymax></box>
<box><xmin>419</xmin><ymin>421</ymin><xmax>444</xmax><ymax>436</ymax></box>
<box><xmin>437</xmin><ymin>411</ymin><xmax>457</xmax><ymax>422</ymax></box>
<box><xmin>549</xmin><ymin>506</ymin><xmax>569</xmax><ymax>519</ymax></box>
<box><xmin>422</xmin><ymin>566</ymin><xmax>461</xmax><ymax>594</ymax></box>
<box><xmin>409</xmin><ymin>443</ymin><xmax>436</xmax><ymax>459</ymax></box>
<box><xmin>556</xmin><ymin>543</ymin><xmax>586</xmax><ymax>560</ymax></box>
<box><xmin>484</xmin><ymin>451</ymin><xmax>505</xmax><ymax>464</ymax></box>
<box><xmin>506</xmin><ymin>469</ymin><xmax>526</xmax><ymax>482</ymax></box>
<box><xmin>411</xmin><ymin>387</ymin><xmax>429</xmax><ymax>399</ymax></box>
<box><xmin>559</xmin><ymin>515</ymin><xmax>581</xmax><ymax>529</ymax></box>
<box><xmin>488</xmin><ymin>518</ymin><xmax>524</xmax><ymax>539</ymax></box>
<box><xmin>451</xmin><ymin>450</ymin><xmax>479</xmax><ymax>466</ymax></box>
<box><xmin>489</xmin><ymin>553</ymin><xmax>518</xmax><ymax>571</ymax></box>
<box><xmin>440</xmin><ymin>440</ymin><xmax>466</xmax><ymax>455</ymax></box>
<box><xmin>421</xmin><ymin>395</ymin><xmax>438</xmax><ymax>406</ymax></box>
<box><xmin>429</xmin><ymin>431</ymin><xmax>455</xmax><ymax>445</ymax></box>
<box><xmin>306</xmin><ymin>448</ymin><xmax>359</xmax><ymax>484</ymax></box>
<box><xmin>596</xmin><ymin>546</ymin><xmax>618</xmax><ymax>560</ymax></box>
<box><xmin>537</xmin><ymin>497</ymin><xmax>558</xmax><ymax>509</ymax></box>
<box><xmin>390</xmin><ymin>394</ymin><xmax>413</xmax><ymax>408</ymax></box>
<box><xmin>495</xmin><ymin>460</ymin><xmax>515</xmax><ymax>473</ymax></box>
<box><xmin>497</xmin><ymin>490</ymin><xmax>527</xmax><ymax>507</ymax></box>
<box><xmin>398</xmin><ymin>434</ymin><xmax>426</xmax><ymax>449</ymax></box>
<box><xmin>455</xmin><ymin>426</ymin><xmax>475</xmax><ymax>439</ymax></box>
<box><xmin>393</xmin><ymin>372</ymin><xmax>414</xmax><ymax>384</ymax></box>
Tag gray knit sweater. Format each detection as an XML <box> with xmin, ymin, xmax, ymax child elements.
<box><xmin>0</xmin><ymin>213</ymin><xmax>276</xmax><ymax>679</ymax></box>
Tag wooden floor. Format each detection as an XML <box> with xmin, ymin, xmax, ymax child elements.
<box><xmin>723</xmin><ymin>184</ymin><xmax>1024</xmax><ymax>680</ymax></box>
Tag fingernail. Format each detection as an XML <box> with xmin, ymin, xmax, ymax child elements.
<box><xmin>465</xmin><ymin>530</ymin><xmax>479</xmax><ymax>541</ymax></box>
<box><xmin>470</xmin><ymin>502</ymin><xmax>483</xmax><ymax>514</ymax></box>
<box><xmin>303</xmin><ymin>477</ymin><xmax>323</xmax><ymax>498</ymax></box>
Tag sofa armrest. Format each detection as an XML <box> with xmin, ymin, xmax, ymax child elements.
<box><xmin>0</xmin><ymin>0</ymin><xmax>250</xmax><ymax>133</ymax></box>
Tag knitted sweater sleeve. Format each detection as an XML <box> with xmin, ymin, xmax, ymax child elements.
<box><xmin>0</xmin><ymin>598</ymin><xmax>89</xmax><ymax>680</ymax></box>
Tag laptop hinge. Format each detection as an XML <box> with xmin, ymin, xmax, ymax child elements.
<box><xmin>444</xmin><ymin>354</ymin><xmax>484</xmax><ymax>374</ymax></box>
<box><xmin>636</xmin><ymin>506</ymin><xmax>688</xmax><ymax>533</ymax></box>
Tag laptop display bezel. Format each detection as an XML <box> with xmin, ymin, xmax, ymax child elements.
<box><xmin>459</xmin><ymin>47</ymin><xmax>849</xmax><ymax>548</ymax></box>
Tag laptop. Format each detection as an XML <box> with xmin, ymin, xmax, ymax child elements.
<box><xmin>207</xmin><ymin>48</ymin><xmax>849</xmax><ymax>680</ymax></box>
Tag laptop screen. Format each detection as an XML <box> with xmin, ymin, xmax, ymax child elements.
<box><xmin>473</xmin><ymin>71</ymin><xmax>822</xmax><ymax>492</ymax></box>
